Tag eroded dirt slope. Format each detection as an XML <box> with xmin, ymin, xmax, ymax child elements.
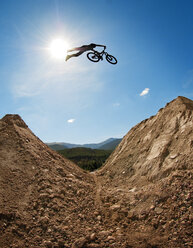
<box><xmin>0</xmin><ymin>115</ymin><xmax>116</xmax><ymax>248</ymax></box>
<box><xmin>94</xmin><ymin>96</ymin><xmax>193</xmax><ymax>247</ymax></box>
<box><xmin>100</xmin><ymin>96</ymin><xmax>193</xmax><ymax>186</ymax></box>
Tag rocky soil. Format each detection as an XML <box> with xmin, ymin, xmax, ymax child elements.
<box><xmin>0</xmin><ymin>96</ymin><xmax>192</xmax><ymax>248</ymax></box>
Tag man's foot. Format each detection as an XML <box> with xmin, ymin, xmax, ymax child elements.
<box><xmin>65</xmin><ymin>55</ymin><xmax>70</xmax><ymax>61</ymax></box>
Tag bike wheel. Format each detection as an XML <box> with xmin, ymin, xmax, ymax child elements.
<box><xmin>87</xmin><ymin>52</ymin><xmax>100</xmax><ymax>62</ymax></box>
<box><xmin>106</xmin><ymin>54</ymin><xmax>117</xmax><ymax>64</ymax></box>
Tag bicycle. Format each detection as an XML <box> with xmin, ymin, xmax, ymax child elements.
<box><xmin>87</xmin><ymin>48</ymin><xmax>117</xmax><ymax>65</ymax></box>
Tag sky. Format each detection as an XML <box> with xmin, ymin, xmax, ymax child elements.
<box><xmin>0</xmin><ymin>0</ymin><xmax>193</xmax><ymax>144</ymax></box>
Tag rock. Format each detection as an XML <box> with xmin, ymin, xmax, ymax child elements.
<box><xmin>107</xmin><ymin>236</ymin><xmax>115</xmax><ymax>241</ymax></box>
<box><xmin>96</xmin><ymin>215</ymin><xmax>102</xmax><ymax>221</ymax></box>
<box><xmin>90</xmin><ymin>233</ymin><xmax>96</xmax><ymax>241</ymax></box>
<box><xmin>72</xmin><ymin>237</ymin><xmax>87</xmax><ymax>248</ymax></box>
<box><xmin>172</xmin><ymin>196</ymin><xmax>177</xmax><ymax>201</ymax></box>
<box><xmin>43</xmin><ymin>240</ymin><xmax>52</xmax><ymax>248</ymax></box>
<box><xmin>155</xmin><ymin>207</ymin><xmax>163</xmax><ymax>214</ymax></box>
<box><xmin>78</xmin><ymin>214</ymin><xmax>84</xmax><ymax>219</ymax></box>
<box><xmin>150</xmin><ymin>205</ymin><xmax>155</xmax><ymax>210</ymax></box>
<box><xmin>110</xmin><ymin>204</ymin><xmax>121</xmax><ymax>211</ymax></box>
<box><xmin>98</xmin><ymin>230</ymin><xmax>110</xmax><ymax>236</ymax></box>
<box><xmin>170</xmin><ymin>154</ymin><xmax>178</xmax><ymax>159</ymax></box>
<box><xmin>116</xmin><ymin>229</ymin><xmax>122</xmax><ymax>236</ymax></box>
<box><xmin>39</xmin><ymin>193</ymin><xmax>50</xmax><ymax>201</ymax></box>
<box><xmin>39</xmin><ymin>216</ymin><xmax>49</xmax><ymax>224</ymax></box>
<box><xmin>87</xmin><ymin>244</ymin><xmax>100</xmax><ymax>248</ymax></box>
<box><xmin>34</xmin><ymin>235</ymin><xmax>42</xmax><ymax>242</ymax></box>
<box><xmin>58</xmin><ymin>240</ymin><xmax>65</xmax><ymax>248</ymax></box>
<box><xmin>185</xmin><ymin>193</ymin><xmax>191</xmax><ymax>200</ymax></box>
<box><xmin>129</xmin><ymin>187</ymin><xmax>137</xmax><ymax>192</ymax></box>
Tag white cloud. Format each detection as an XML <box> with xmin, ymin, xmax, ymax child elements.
<box><xmin>67</xmin><ymin>118</ymin><xmax>75</xmax><ymax>123</ymax></box>
<box><xmin>113</xmin><ymin>102</ymin><xmax>120</xmax><ymax>107</ymax></box>
<box><xmin>140</xmin><ymin>88</ymin><xmax>150</xmax><ymax>96</ymax></box>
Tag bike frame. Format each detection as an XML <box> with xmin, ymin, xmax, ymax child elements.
<box><xmin>92</xmin><ymin>49</ymin><xmax>107</xmax><ymax>60</ymax></box>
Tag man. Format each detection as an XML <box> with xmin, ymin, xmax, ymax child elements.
<box><xmin>65</xmin><ymin>43</ymin><xmax>106</xmax><ymax>61</ymax></box>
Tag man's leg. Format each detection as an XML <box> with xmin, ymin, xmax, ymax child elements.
<box><xmin>66</xmin><ymin>51</ymin><xmax>85</xmax><ymax>61</ymax></box>
<box><xmin>67</xmin><ymin>47</ymin><xmax>81</xmax><ymax>52</ymax></box>
<box><xmin>67</xmin><ymin>45</ymin><xmax>87</xmax><ymax>52</ymax></box>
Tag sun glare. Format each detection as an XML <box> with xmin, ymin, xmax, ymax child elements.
<box><xmin>49</xmin><ymin>39</ymin><xmax>69</xmax><ymax>59</ymax></box>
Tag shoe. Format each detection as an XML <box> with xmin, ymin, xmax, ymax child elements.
<box><xmin>65</xmin><ymin>55</ymin><xmax>70</xmax><ymax>61</ymax></box>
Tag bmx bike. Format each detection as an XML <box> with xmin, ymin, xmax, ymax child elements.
<box><xmin>87</xmin><ymin>49</ymin><xmax>117</xmax><ymax>65</ymax></box>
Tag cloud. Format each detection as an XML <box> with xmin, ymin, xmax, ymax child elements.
<box><xmin>113</xmin><ymin>102</ymin><xmax>120</xmax><ymax>107</ymax></box>
<box><xmin>140</xmin><ymin>88</ymin><xmax>150</xmax><ymax>96</ymax></box>
<box><xmin>67</xmin><ymin>118</ymin><xmax>75</xmax><ymax>123</ymax></box>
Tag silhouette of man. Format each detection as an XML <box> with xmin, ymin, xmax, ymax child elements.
<box><xmin>65</xmin><ymin>43</ymin><xmax>106</xmax><ymax>61</ymax></box>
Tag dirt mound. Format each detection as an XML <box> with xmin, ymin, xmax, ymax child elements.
<box><xmin>0</xmin><ymin>96</ymin><xmax>193</xmax><ymax>248</ymax></box>
<box><xmin>99</xmin><ymin>96</ymin><xmax>193</xmax><ymax>186</ymax></box>
<box><xmin>0</xmin><ymin>115</ymin><xmax>107</xmax><ymax>248</ymax></box>
<box><xmin>95</xmin><ymin>96</ymin><xmax>193</xmax><ymax>247</ymax></box>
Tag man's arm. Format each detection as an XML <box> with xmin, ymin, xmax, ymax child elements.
<box><xmin>95</xmin><ymin>44</ymin><xmax>106</xmax><ymax>49</ymax></box>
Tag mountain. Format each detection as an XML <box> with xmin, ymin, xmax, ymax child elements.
<box><xmin>83</xmin><ymin>138</ymin><xmax>121</xmax><ymax>149</ymax></box>
<box><xmin>99</xmin><ymin>138</ymin><xmax>122</xmax><ymax>150</ymax></box>
<box><xmin>47</xmin><ymin>143</ymin><xmax>68</xmax><ymax>150</ymax></box>
<box><xmin>46</xmin><ymin>137</ymin><xmax>122</xmax><ymax>151</ymax></box>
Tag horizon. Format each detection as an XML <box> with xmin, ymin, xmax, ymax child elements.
<box><xmin>1</xmin><ymin>0</ymin><xmax>193</xmax><ymax>144</ymax></box>
<box><xmin>46</xmin><ymin>137</ymin><xmax>122</xmax><ymax>145</ymax></box>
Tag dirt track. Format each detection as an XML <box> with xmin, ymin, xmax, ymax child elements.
<box><xmin>91</xmin><ymin>172</ymin><xmax>102</xmax><ymax>208</ymax></box>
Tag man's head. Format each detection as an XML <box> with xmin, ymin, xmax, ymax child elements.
<box><xmin>90</xmin><ymin>43</ymin><xmax>96</xmax><ymax>48</ymax></box>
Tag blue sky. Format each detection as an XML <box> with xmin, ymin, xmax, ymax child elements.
<box><xmin>0</xmin><ymin>0</ymin><xmax>193</xmax><ymax>144</ymax></box>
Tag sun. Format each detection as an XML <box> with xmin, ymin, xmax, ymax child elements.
<box><xmin>49</xmin><ymin>39</ymin><xmax>69</xmax><ymax>59</ymax></box>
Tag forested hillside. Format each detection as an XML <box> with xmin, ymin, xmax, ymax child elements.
<box><xmin>58</xmin><ymin>147</ymin><xmax>112</xmax><ymax>171</ymax></box>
